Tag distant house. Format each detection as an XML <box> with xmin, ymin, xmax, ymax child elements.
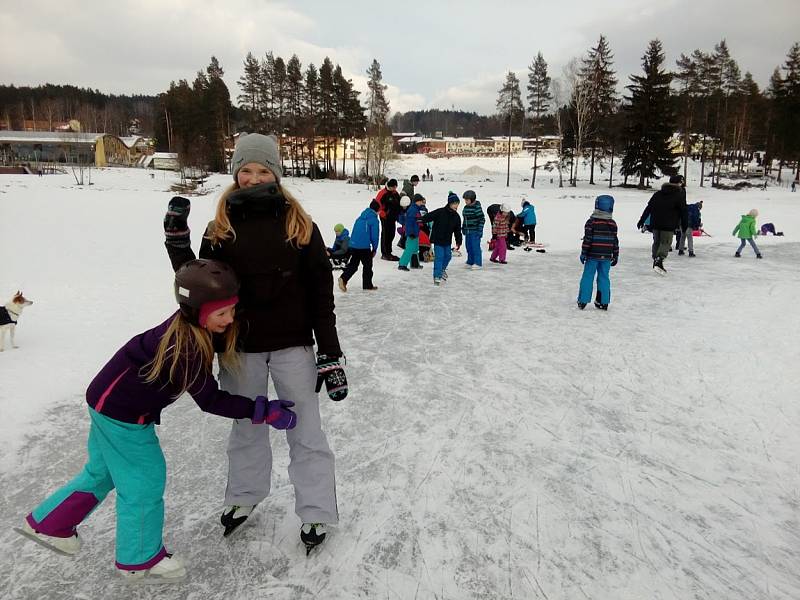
<box><xmin>140</xmin><ymin>152</ymin><xmax>179</xmax><ymax>171</ymax></box>
<box><xmin>0</xmin><ymin>130</ymin><xmax>136</xmax><ymax>166</ymax></box>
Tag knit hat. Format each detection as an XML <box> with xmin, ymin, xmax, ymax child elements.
<box><xmin>447</xmin><ymin>192</ymin><xmax>460</xmax><ymax>205</ymax></box>
<box><xmin>669</xmin><ymin>174</ymin><xmax>684</xmax><ymax>185</ymax></box>
<box><xmin>387</xmin><ymin>178</ymin><xmax>398</xmax><ymax>188</ymax></box>
<box><xmin>333</xmin><ymin>223</ymin><xmax>345</xmax><ymax>233</ymax></box>
<box><xmin>500</xmin><ymin>204</ymin><xmax>510</xmax><ymax>212</ymax></box>
<box><xmin>231</xmin><ymin>133</ymin><xmax>282</xmax><ymax>182</ymax></box>
<box><xmin>199</xmin><ymin>296</ymin><xmax>239</xmax><ymax>328</ymax></box>
<box><xmin>521</xmin><ymin>200</ymin><xmax>530</xmax><ymax>208</ymax></box>
<box><xmin>594</xmin><ymin>194</ymin><xmax>615</xmax><ymax>212</ymax></box>
<box><xmin>413</xmin><ymin>193</ymin><xmax>426</xmax><ymax>202</ymax></box>
<box><xmin>369</xmin><ymin>200</ymin><xmax>381</xmax><ymax>212</ymax></box>
<box><xmin>748</xmin><ymin>208</ymin><xmax>759</xmax><ymax>217</ymax></box>
<box><xmin>463</xmin><ymin>190</ymin><xmax>476</xmax><ymax>201</ymax></box>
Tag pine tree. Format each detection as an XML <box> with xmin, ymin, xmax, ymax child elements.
<box><xmin>527</xmin><ymin>52</ymin><xmax>551</xmax><ymax>188</ymax></box>
<box><xmin>237</xmin><ymin>52</ymin><xmax>260</xmax><ymax>128</ymax></box>
<box><xmin>620</xmin><ymin>40</ymin><xmax>676</xmax><ymax>187</ymax></box>
<box><xmin>580</xmin><ymin>35</ymin><xmax>618</xmax><ymax>184</ymax></box>
<box><xmin>365</xmin><ymin>59</ymin><xmax>390</xmax><ymax>185</ymax></box>
<box><xmin>775</xmin><ymin>43</ymin><xmax>800</xmax><ymax>180</ymax></box>
<box><xmin>318</xmin><ymin>58</ymin><xmax>335</xmax><ymax>174</ymax></box>
<box><xmin>259</xmin><ymin>52</ymin><xmax>276</xmax><ymax>131</ymax></box>
<box><xmin>496</xmin><ymin>71</ymin><xmax>524</xmax><ymax>186</ymax></box>
<box><xmin>286</xmin><ymin>54</ymin><xmax>303</xmax><ymax>174</ymax></box>
<box><xmin>304</xmin><ymin>63</ymin><xmax>319</xmax><ymax>178</ymax></box>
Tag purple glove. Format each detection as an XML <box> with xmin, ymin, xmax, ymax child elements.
<box><xmin>252</xmin><ymin>396</ymin><xmax>297</xmax><ymax>429</ymax></box>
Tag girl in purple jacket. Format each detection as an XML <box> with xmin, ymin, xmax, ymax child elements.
<box><xmin>17</xmin><ymin>260</ymin><xmax>296</xmax><ymax>584</ymax></box>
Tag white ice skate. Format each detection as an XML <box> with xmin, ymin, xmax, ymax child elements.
<box><xmin>15</xmin><ymin>520</ymin><xmax>80</xmax><ymax>556</ymax></box>
<box><xmin>118</xmin><ymin>554</ymin><xmax>186</xmax><ymax>584</ymax></box>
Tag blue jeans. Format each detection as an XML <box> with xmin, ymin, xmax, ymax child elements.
<box><xmin>578</xmin><ymin>259</ymin><xmax>612</xmax><ymax>304</ymax></box>
<box><xmin>433</xmin><ymin>244</ymin><xmax>452</xmax><ymax>279</ymax></box>
<box><xmin>736</xmin><ymin>238</ymin><xmax>761</xmax><ymax>256</ymax></box>
<box><xmin>465</xmin><ymin>233</ymin><xmax>482</xmax><ymax>266</ymax></box>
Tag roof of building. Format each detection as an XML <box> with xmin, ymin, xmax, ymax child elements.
<box><xmin>118</xmin><ymin>136</ymin><xmax>146</xmax><ymax>149</ymax></box>
<box><xmin>0</xmin><ymin>131</ymin><xmax>107</xmax><ymax>144</ymax></box>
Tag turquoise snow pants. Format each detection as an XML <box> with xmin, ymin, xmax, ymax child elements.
<box><xmin>27</xmin><ymin>408</ymin><xmax>167</xmax><ymax>570</ymax></box>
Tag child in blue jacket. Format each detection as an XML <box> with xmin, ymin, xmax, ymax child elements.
<box><xmin>578</xmin><ymin>195</ymin><xmax>619</xmax><ymax>310</ymax></box>
<box><xmin>519</xmin><ymin>200</ymin><xmax>537</xmax><ymax>243</ymax></box>
<box><xmin>339</xmin><ymin>200</ymin><xmax>380</xmax><ymax>291</ymax></box>
<box><xmin>18</xmin><ymin>260</ymin><xmax>296</xmax><ymax>583</ymax></box>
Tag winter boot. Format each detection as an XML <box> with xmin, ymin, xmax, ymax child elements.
<box><xmin>577</xmin><ymin>302</ymin><xmax>587</xmax><ymax>310</ymax></box>
<box><xmin>734</xmin><ymin>252</ymin><xmax>741</xmax><ymax>258</ymax></box>
<box><xmin>678</xmin><ymin>250</ymin><xmax>685</xmax><ymax>256</ymax></box>
<box><xmin>653</xmin><ymin>258</ymin><xmax>667</xmax><ymax>274</ymax></box>
<box><xmin>221</xmin><ymin>504</ymin><xmax>257</xmax><ymax>537</ymax></box>
<box><xmin>757</xmin><ymin>254</ymin><xmax>763</xmax><ymax>259</ymax></box>
<box><xmin>301</xmin><ymin>523</ymin><xmax>327</xmax><ymax>555</ymax></box>
<box><xmin>16</xmin><ymin>519</ymin><xmax>81</xmax><ymax>556</ymax></box>
<box><xmin>433</xmin><ymin>278</ymin><xmax>442</xmax><ymax>286</ymax></box>
<box><xmin>118</xmin><ymin>554</ymin><xmax>186</xmax><ymax>584</ymax></box>
<box><xmin>441</xmin><ymin>270</ymin><xmax>448</xmax><ymax>281</ymax></box>
<box><xmin>688</xmin><ymin>251</ymin><xmax>696</xmax><ymax>257</ymax></box>
<box><xmin>397</xmin><ymin>265</ymin><xmax>410</xmax><ymax>271</ymax></box>
<box><xmin>594</xmin><ymin>303</ymin><xmax>609</xmax><ymax>310</ymax></box>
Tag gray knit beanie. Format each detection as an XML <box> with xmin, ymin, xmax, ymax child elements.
<box><xmin>231</xmin><ymin>133</ymin><xmax>282</xmax><ymax>182</ymax></box>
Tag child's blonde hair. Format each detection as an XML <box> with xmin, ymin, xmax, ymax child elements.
<box><xmin>141</xmin><ymin>312</ymin><xmax>239</xmax><ymax>397</ymax></box>
<box><xmin>206</xmin><ymin>183</ymin><xmax>312</xmax><ymax>248</ymax></box>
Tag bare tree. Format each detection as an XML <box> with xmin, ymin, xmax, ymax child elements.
<box><xmin>564</xmin><ymin>58</ymin><xmax>591</xmax><ymax>186</ymax></box>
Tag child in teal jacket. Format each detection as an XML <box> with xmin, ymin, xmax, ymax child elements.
<box><xmin>733</xmin><ymin>209</ymin><xmax>762</xmax><ymax>259</ymax></box>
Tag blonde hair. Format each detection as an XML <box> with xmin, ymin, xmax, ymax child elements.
<box><xmin>141</xmin><ymin>312</ymin><xmax>239</xmax><ymax>397</ymax></box>
<box><xmin>207</xmin><ymin>183</ymin><xmax>313</xmax><ymax>248</ymax></box>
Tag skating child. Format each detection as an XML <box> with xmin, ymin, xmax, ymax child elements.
<box><xmin>340</xmin><ymin>200</ymin><xmax>380</xmax><ymax>290</ymax></box>
<box><xmin>18</xmin><ymin>260</ymin><xmax>297</xmax><ymax>583</ymax></box>
<box><xmin>461</xmin><ymin>190</ymin><xmax>485</xmax><ymax>269</ymax></box>
<box><xmin>421</xmin><ymin>192</ymin><xmax>462</xmax><ymax>285</ymax></box>
<box><xmin>490</xmin><ymin>204</ymin><xmax>511</xmax><ymax>264</ymax></box>
<box><xmin>577</xmin><ymin>195</ymin><xmax>619</xmax><ymax>310</ymax></box>
<box><xmin>398</xmin><ymin>194</ymin><xmax>426</xmax><ymax>271</ymax></box>
<box><xmin>519</xmin><ymin>200</ymin><xmax>537</xmax><ymax>243</ymax></box>
<box><xmin>733</xmin><ymin>209</ymin><xmax>762</xmax><ymax>258</ymax></box>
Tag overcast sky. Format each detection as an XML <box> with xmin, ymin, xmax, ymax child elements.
<box><xmin>1</xmin><ymin>0</ymin><xmax>797</xmax><ymax>116</ymax></box>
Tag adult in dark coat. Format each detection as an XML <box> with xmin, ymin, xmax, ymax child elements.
<box><xmin>375</xmin><ymin>179</ymin><xmax>401</xmax><ymax>260</ymax></box>
<box><xmin>637</xmin><ymin>175</ymin><xmax>688</xmax><ymax>272</ymax></box>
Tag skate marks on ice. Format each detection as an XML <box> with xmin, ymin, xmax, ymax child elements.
<box><xmin>2</xmin><ymin>243</ymin><xmax>800</xmax><ymax>599</ymax></box>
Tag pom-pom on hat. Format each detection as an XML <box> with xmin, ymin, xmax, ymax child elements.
<box><xmin>231</xmin><ymin>133</ymin><xmax>282</xmax><ymax>183</ymax></box>
<box><xmin>594</xmin><ymin>194</ymin><xmax>615</xmax><ymax>212</ymax></box>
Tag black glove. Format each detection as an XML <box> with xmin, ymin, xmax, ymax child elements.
<box><xmin>636</xmin><ymin>220</ymin><xmax>643</xmax><ymax>230</ymax></box>
<box><xmin>165</xmin><ymin>196</ymin><xmax>191</xmax><ymax>248</ymax></box>
<box><xmin>315</xmin><ymin>354</ymin><xmax>348</xmax><ymax>401</ymax></box>
<box><xmin>611</xmin><ymin>257</ymin><xmax>618</xmax><ymax>267</ymax></box>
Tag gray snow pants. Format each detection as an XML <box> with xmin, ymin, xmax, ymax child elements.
<box><xmin>219</xmin><ymin>346</ymin><xmax>338</xmax><ymax>524</ymax></box>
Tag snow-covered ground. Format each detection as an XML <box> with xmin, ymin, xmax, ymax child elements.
<box><xmin>1</xmin><ymin>156</ymin><xmax>799</xmax><ymax>599</ymax></box>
